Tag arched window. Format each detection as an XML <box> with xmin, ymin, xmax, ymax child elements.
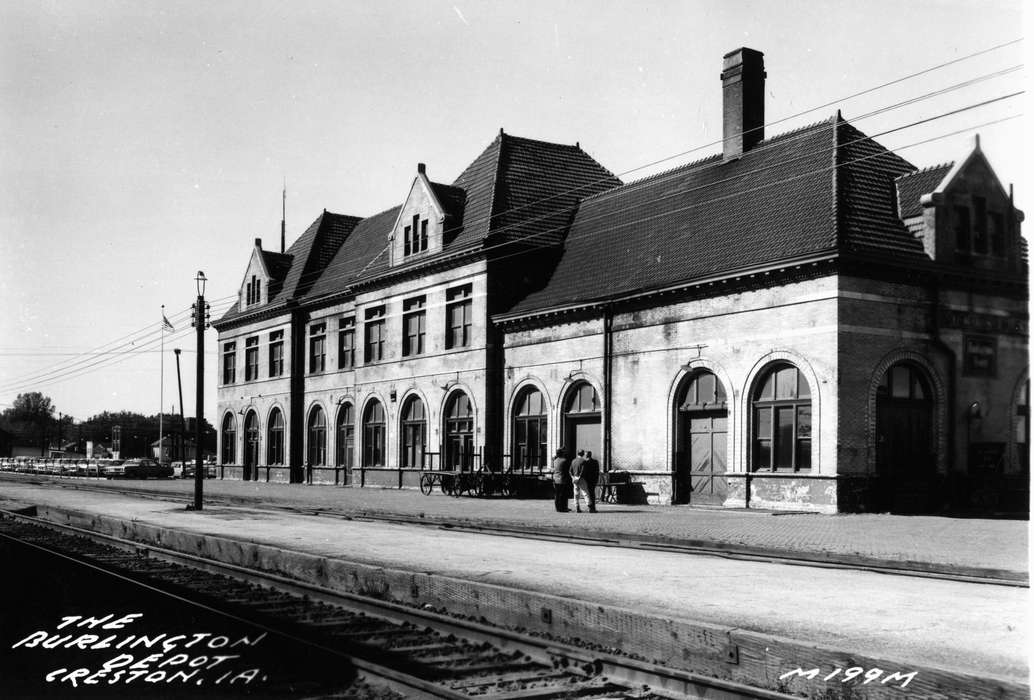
<box><xmin>444</xmin><ymin>392</ymin><xmax>474</xmax><ymax>470</ymax></box>
<box><xmin>400</xmin><ymin>396</ymin><xmax>426</xmax><ymax>469</ymax></box>
<box><xmin>307</xmin><ymin>406</ymin><xmax>326</xmax><ymax>466</ymax></box>
<box><xmin>267</xmin><ymin>408</ymin><xmax>284</xmax><ymax>465</ymax></box>
<box><xmin>336</xmin><ymin>403</ymin><xmax>354</xmax><ymax>469</ymax></box>
<box><xmin>220</xmin><ymin>413</ymin><xmax>236</xmax><ymax>465</ymax></box>
<box><xmin>362</xmin><ymin>400</ymin><xmax>386</xmax><ymax>467</ymax></box>
<box><xmin>562</xmin><ymin>381</ymin><xmax>601</xmax><ymax>461</ymax></box>
<box><xmin>513</xmin><ymin>387</ymin><xmax>547</xmax><ymax>472</ymax></box>
<box><xmin>752</xmin><ymin>363</ymin><xmax>811</xmax><ymax>472</ymax></box>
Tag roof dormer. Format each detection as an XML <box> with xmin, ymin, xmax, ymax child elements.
<box><xmin>900</xmin><ymin>136</ymin><xmax>1024</xmax><ymax>273</ymax></box>
<box><xmin>389</xmin><ymin>163</ymin><xmax>465</xmax><ymax>267</ymax></box>
<box><xmin>240</xmin><ymin>238</ymin><xmax>272</xmax><ymax>310</ymax></box>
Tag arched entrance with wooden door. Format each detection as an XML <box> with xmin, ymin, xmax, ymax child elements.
<box><xmin>243</xmin><ymin>410</ymin><xmax>259</xmax><ymax>481</ymax></box>
<box><xmin>673</xmin><ymin>370</ymin><xmax>728</xmax><ymax>505</ymax></box>
<box><xmin>876</xmin><ymin>362</ymin><xmax>935</xmax><ymax>513</ymax></box>
<box><xmin>400</xmin><ymin>396</ymin><xmax>426</xmax><ymax>469</ymax></box>
<box><xmin>561</xmin><ymin>381</ymin><xmax>600</xmax><ymax>461</ymax></box>
<box><xmin>444</xmin><ymin>391</ymin><xmax>474</xmax><ymax>471</ymax></box>
<box><xmin>335</xmin><ymin>403</ymin><xmax>354</xmax><ymax>483</ymax></box>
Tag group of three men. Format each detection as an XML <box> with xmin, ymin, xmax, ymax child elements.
<box><xmin>551</xmin><ymin>448</ymin><xmax>600</xmax><ymax>513</ymax></box>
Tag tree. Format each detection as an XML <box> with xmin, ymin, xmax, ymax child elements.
<box><xmin>1</xmin><ymin>392</ymin><xmax>56</xmax><ymax>455</ymax></box>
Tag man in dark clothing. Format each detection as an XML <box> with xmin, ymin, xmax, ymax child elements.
<box><xmin>551</xmin><ymin>448</ymin><xmax>571</xmax><ymax>512</ymax></box>
<box><xmin>570</xmin><ymin>450</ymin><xmax>587</xmax><ymax>512</ymax></box>
<box><xmin>581</xmin><ymin>451</ymin><xmax>601</xmax><ymax>513</ymax></box>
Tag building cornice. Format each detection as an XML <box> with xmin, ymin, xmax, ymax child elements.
<box><xmin>492</xmin><ymin>249</ymin><xmax>841</xmax><ymax>328</ymax></box>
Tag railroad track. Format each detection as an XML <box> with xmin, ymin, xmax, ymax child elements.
<box><xmin>0</xmin><ymin>511</ymin><xmax>790</xmax><ymax>700</ymax></box>
<box><xmin>0</xmin><ymin>473</ymin><xmax>1024</xmax><ymax>588</ymax></box>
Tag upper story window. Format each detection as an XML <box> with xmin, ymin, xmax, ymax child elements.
<box><xmin>972</xmin><ymin>196</ymin><xmax>988</xmax><ymax>255</ymax></box>
<box><xmin>954</xmin><ymin>197</ymin><xmax>1008</xmax><ymax>259</ymax></box>
<box><xmin>402</xmin><ymin>296</ymin><xmax>426</xmax><ymax>357</ymax></box>
<box><xmin>445</xmin><ymin>284</ymin><xmax>472</xmax><ymax>349</ymax></box>
<box><xmin>222</xmin><ymin>342</ymin><xmax>236</xmax><ymax>385</ymax></box>
<box><xmin>268</xmin><ymin>330</ymin><xmax>284</xmax><ymax>377</ymax></box>
<box><xmin>309</xmin><ymin>322</ymin><xmax>326</xmax><ymax>374</ymax></box>
<box><xmin>245</xmin><ymin>275</ymin><xmax>262</xmax><ymax>306</ymax></box>
<box><xmin>989</xmin><ymin>212</ymin><xmax>1006</xmax><ymax>256</ymax></box>
<box><xmin>244</xmin><ymin>336</ymin><xmax>259</xmax><ymax>381</ymax></box>
<box><xmin>338</xmin><ymin>316</ymin><xmax>355</xmax><ymax>369</ymax></box>
<box><xmin>404</xmin><ymin>214</ymin><xmax>429</xmax><ymax>257</ymax></box>
<box><xmin>364</xmin><ymin>306</ymin><xmax>386</xmax><ymax>364</ymax></box>
<box><xmin>954</xmin><ymin>205</ymin><xmax>971</xmax><ymax>252</ymax></box>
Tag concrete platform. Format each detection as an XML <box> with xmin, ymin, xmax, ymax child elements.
<box><xmin>0</xmin><ymin>478</ymin><xmax>1027</xmax><ymax>699</ymax></box>
<box><xmin>0</xmin><ymin>473</ymin><xmax>1026</xmax><ymax>578</ymax></box>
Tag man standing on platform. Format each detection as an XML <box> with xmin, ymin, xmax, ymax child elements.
<box><xmin>570</xmin><ymin>450</ymin><xmax>587</xmax><ymax>512</ymax></box>
<box><xmin>581</xmin><ymin>451</ymin><xmax>600</xmax><ymax>513</ymax></box>
<box><xmin>551</xmin><ymin>448</ymin><xmax>571</xmax><ymax>512</ymax></box>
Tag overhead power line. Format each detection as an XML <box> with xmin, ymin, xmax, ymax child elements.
<box><xmin>1</xmin><ymin>39</ymin><xmax>1021</xmax><ymax>396</ymax></box>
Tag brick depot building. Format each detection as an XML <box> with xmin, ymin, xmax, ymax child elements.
<box><xmin>214</xmin><ymin>48</ymin><xmax>1028</xmax><ymax>514</ymax></box>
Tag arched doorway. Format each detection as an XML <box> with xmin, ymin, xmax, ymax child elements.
<box><xmin>307</xmin><ymin>406</ymin><xmax>327</xmax><ymax>467</ymax></box>
<box><xmin>362</xmin><ymin>400</ymin><xmax>386</xmax><ymax>467</ymax></box>
<box><xmin>336</xmin><ymin>403</ymin><xmax>354</xmax><ymax>482</ymax></box>
<box><xmin>444</xmin><ymin>392</ymin><xmax>474</xmax><ymax>471</ymax></box>
<box><xmin>220</xmin><ymin>413</ymin><xmax>236</xmax><ymax>466</ymax></box>
<box><xmin>876</xmin><ymin>362</ymin><xmax>934</xmax><ymax>512</ymax></box>
<box><xmin>513</xmin><ymin>387</ymin><xmax>548</xmax><ymax>473</ymax></box>
<box><xmin>400</xmin><ymin>396</ymin><xmax>426</xmax><ymax>469</ymax></box>
<box><xmin>243</xmin><ymin>410</ymin><xmax>259</xmax><ymax>481</ymax></box>
<box><xmin>674</xmin><ymin>370</ymin><xmax>728</xmax><ymax>504</ymax></box>
<box><xmin>562</xmin><ymin>382</ymin><xmax>600</xmax><ymax>460</ymax></box>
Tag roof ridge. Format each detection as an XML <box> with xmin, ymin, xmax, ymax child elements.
<box><xmin>583</xmin><ymin>113</ymin><xmax>840</xmax><ymax>204</ymax></box>
<box><xmin>499</xmin><ymin>131</ymin><xmax>582</xmax><ymax>151</ymax></box>
<box><xmin>895</xmin><ymin>162</ymin><xmax>954</xmax><ymax>181</ymax></box>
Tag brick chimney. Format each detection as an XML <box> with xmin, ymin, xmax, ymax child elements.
<box><xmin>721</xmin><ymin>48</ymin><xmax>766</xmax><ymax>161</ymax></box>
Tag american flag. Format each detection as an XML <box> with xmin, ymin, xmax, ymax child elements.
<box><xmin>162</xmin><ymin>313</ymin><xmax>175</xmax><ymax>332</ymax></box>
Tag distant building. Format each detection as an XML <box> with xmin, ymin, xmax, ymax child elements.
<box><xmin>150</xmin><ymin>436</ymin><xmax>198</xmax><ymax>462</ymax></box>
<box><xmin>215</xmin><ymin>48</ymin><xmax>1027</xmax><ymax>513</ymax></box>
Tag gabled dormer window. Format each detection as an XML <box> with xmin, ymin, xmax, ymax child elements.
<box><xmin>405</xmin><ymin>214</ymin><xmax>429</xmax><ymax>257</ymax></box>
<box><xmin>245</xmin><ymin>275</ymin><xmax>262</xmax><ymax>306</ymax></box>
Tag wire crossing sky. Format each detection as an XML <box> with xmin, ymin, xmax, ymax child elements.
<box><xmin>0</xmin><ymin>0</ymin><xmax>1027</xmax><ymax>422</ymax></box>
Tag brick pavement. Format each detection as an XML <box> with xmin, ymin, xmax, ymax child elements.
<box><xmin>0</xmin><ymin>473</ymin><xmax>1027</xmax><ymax>576</ymax></box>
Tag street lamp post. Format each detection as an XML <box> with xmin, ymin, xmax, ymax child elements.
<box><xmin>191</xmin><ymin>271</ymin><xmax>208</xmax><ymax>511</ymax></box>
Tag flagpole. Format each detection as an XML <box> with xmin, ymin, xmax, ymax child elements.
<box><xmin>160</xmin><ymin>305</ymin><xmax>165</xmax><ymax>464</ymax></box>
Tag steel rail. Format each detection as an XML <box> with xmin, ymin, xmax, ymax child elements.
<box><xmin>0</xmin><ymin>507</ymin><xmax>793</xmax><ymax>700</ymax></box>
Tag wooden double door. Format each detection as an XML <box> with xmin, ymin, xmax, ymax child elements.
<box><xmin>675</xmin><ymin>408</ymin><xmax>728</xmax><ymax>505</ymax></box>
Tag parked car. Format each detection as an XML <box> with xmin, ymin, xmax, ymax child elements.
<box><xmin>115</xmin><ymin>458</ymin><xmax>173</xmax><ymax>479</ymax></box>
<box><xmin>180</xmin><ymin>461</ymin><xmax>217</xmax><ymax>479</ymax></box>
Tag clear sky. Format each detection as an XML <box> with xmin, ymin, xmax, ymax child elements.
<box><xmin>0</xmin><ymin>0</ymin><xmax>1027</xmax><ymax>424</ymax></box>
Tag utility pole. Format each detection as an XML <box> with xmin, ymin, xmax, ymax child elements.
<box><xmin>191</xmin><ymin>271</ymin><xmax>208</xmax><ymax>511</ymax></box>
<box><xmin>174</xmin><ymin>348</ymin><xmax>187</xmax><ymax>463</ymax></box>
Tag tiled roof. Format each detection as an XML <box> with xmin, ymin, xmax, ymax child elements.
<box><xmin>260</xmin><ymin>250</ymin><xmax>293</xmax><ymax>299</ymax></box>
<box><xmin>504</xmin><ymin>115</ymin><xmax>928</xmax><ymax>316</ymax></box>
<box><xmin>430</xmin><ymin>182</ymin><xmax>467</xmax><ymax>222</ymax></box>
<box><xmin>834</xmin><ymin>120</ymin><xmax>921</xmax><ymax>256</ymax></box>
<box><xmin>305</xmin><ymin>132</ymin><xmax>620</xmax><ymax>300</ymax></box>
<box><xmin>305</xmin><ymin>206</ymin><xmax>402</xmax><ymax>299</ymax></box>
<box><xmin>217</xmin><ymin>211</ymin><xmax>361</xmax><ymax>324</ymax></box>
<box><xmin>896</xmin><ymin>163</ymin><xmax>953</xmax><ymax>219</ymax></box>
<box><xmin>489</xmin><ymin>135</ymin><xmax>621</xmax><ymax>247</ymax></box>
